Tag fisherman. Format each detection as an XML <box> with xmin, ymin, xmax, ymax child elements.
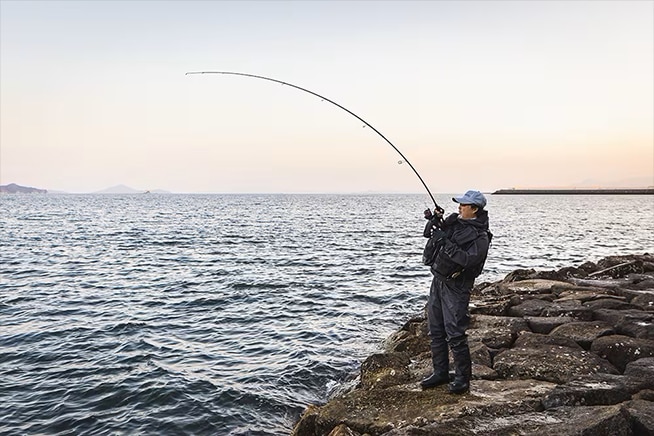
<box><xmin>420</xmin><ymin>190</ymin><xmax>491</xmax><ymax>394</ymax></box>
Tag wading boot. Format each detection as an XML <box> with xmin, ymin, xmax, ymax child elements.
<box><xmin>420</xmin><ymin>372</ymin><xmax>449</xmax><ymax>390</ymax></box>
<box><xmin>448</xmin><ymin>376</ymin><xmax>470</xmax><ymax>394</ymax></box>
<box><xmin>422</xmin><ymin>338</ymin><xmax>449</xmax><ymax>390</ymax></box>
<box><xmin>448</xmin><ymin>335</ymin><xmax>472</xmax><ymax>395</ymax></box>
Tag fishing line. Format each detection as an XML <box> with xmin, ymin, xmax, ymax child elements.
<box><xmin>185</xmin><ymin>70</ymin><xmax>439</xmax><ymax>209</ymax></box>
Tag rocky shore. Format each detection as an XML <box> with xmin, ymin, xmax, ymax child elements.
<box><xmin>292</xmin><ymin>254</ymin><xmax>654</xmax><ymax>436</ymax></box>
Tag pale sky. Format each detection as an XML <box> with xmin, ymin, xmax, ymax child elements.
<box><xmin>1</xmin><ymin>0</ymin><xmax>653</xmax><ymax>194</ymax></box>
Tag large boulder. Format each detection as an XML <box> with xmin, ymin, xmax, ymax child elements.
<box><xmin>624</xmin><ymin>399</ymin><xmax>654</xmax><ymax>435</ymax></box>
<box><xmin>590</xmin><ymin>335</ymin><xmax>654</xmax><ymax>373</ymax></box>
<box><xmin>541</xmin><ymin>374</ymin><xmax>632</xmax><ymax>408</ymax></box>
<box><xmin>468</xmin><ymin>315</ymin><xmax>530</xmax><ymax>349</ymax></box>
<box><xmin>524</xmin><ymin>316</ymin><xmax>575</xmax><ymax>334</ymax></box>
<box><xmin>360</xmin><ymin>353</ymin><xmax>412</xmax><ymax>390</ymax></box>
<box><xmin>592</xmin><ymin>309</ymin><xmax>654</xmax><ymax>339</ymax></box>
<box><xmin>550</xmin><ymin>321</ymin><xmax>615</xmax><ymax>349</ymax></box>
<box><xmin>623</xmin><ymin>357</ymin><xmax>654</xmax><ymax>391</ymax></box>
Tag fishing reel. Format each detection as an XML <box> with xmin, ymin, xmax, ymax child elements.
<box><xmin>423</xmin><ymin>205</ymin><xmax>445</xmax><ymax>220</ymax></box>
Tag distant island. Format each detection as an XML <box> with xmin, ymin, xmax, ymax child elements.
<box><xmin>0</xmin><ymin>183</ymin><xmax>47</xmax><ymax>194</ymax></box>
<box><xmin>493</xmin><ymin>188</ymin><xmax>654</xmax><ymax>195</ymax></box>
<box><xmin>0</xmin><ymin>183</ymin><xmax>170</xmax><ymax>194</ymax></box>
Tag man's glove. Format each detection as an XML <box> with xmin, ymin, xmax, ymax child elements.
<box><xmin>424</xmin><ymin>208</ymin><xmax>433</xmax><ymax>219</ymax></box>
<box><xmin>431</xmin><ymin>228</ymin><xmax>447</xmax><ymax>242</ymax></box>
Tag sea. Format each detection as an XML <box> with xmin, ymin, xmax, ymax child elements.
<box><xmin>1</xmin><ymin>193</ymin><xmax>653</xmax><ymax>435</ymax></box>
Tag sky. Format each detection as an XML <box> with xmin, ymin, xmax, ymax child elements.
<box><xmin>1</xmin><ymin>0</ymin><xmax>653</xmax><ymax>194</ymax></box>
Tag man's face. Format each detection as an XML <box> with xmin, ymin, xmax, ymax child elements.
<box><xmin>458</xmin><ymin>204</ymin><xmax>477</xmax><ymax>220</ymax></box>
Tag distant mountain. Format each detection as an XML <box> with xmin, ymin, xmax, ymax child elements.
<box><xmin>94</xmin><ymin>184</ymin><xmax>171</xmax><ymax>194</ymax></box>
<box><xmin>0</xmin><ymin>183</ymin><xmax>47</xmax><ymax>194</ymax></box>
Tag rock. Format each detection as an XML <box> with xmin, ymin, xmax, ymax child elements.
<box><xmin>591</xmin><ymin>309</ymin><xmax>654</xmax><ymax>339</ymax></box>
<box><xmin>294</xmin><ymin>388</ymin><xmax>463</xmax><ymax>436</ymax></box>
<box><xmin>583</xmin><ymin>298</ymin><xmax>637</xmax><ymax>311</ymax></box>
<box><xmin>470</xmin><ymin>342</ymin><xmax>492</xmax><ymax>367</ymax></box>
<box><xmin>360</xmin><ymin>353</ymin><xmax>412</xmax><ymax>390</ymax></box>
<box><xmin>384</xmin><ymin>316</ymin><xmax>431</xmax><ymax>355</ymax></box>
<box><xmin>624</xmin><ymin>357</ymin><xmax>654</xmax><ymax>391</ymax></box>
<box><xmin>624</xmin><ymin>399</ymin><xmax>654</xmax><ymax>436</ymax></box>
<box><xmin>631</xmin><ymin>291</ymin><xmax>654</xmax><ymax>311</ymax></box>
<box><xmin>507</xmin><ymin>299</ymin><xmax>553</xmax><ymax>317</ymax></box>
<box><xmin>469</xmin><ymin>297</ymin><xmax>510</xmax><ymax>316</ymax></box>
<box><xmin>526</xmin><ymin>404</ymin><xmax>632</xmax><ymax>436</ymax></box>
<box><xmin>550</xmin><ymin>321</ymin><xmax>615</xmax><ymax>349</ymax></box>
<box><xmin>383</xmin><ymin>404</ymin><xmax>632</xmax><ymax>436</ymax></box>
<box><xmin>327</xmin><ymin>424</ymin><xmax>361</xmax><ymax>436</ymax></box>
<box><xmin>292</xmin><ymin>404</ymin><xmax>321</xmax><ymax>436</ymax></box>
<box><xmin>553</xmin><ymin>288</ymin><xmax>614</xmax><ymax>302</ymax></box>
<box><xmin>525</xmin><ymin>316</ymin><xmax>575</xmax><ymax>334</ymax></box>
<box><xmin>468</xmin><ymin>315</ymin><xmax>530</xmax><ymax>349</ymax></box>
<box><xmin>541</xmin><ymin>300</ymin><xmax>593</xmax><ymax>320</ymax></box>
<box><xmin>292</xmin><ymin>254</ymin><xmax>654</xmax><ymax>436</ymax></box>
<box><xmin>494</xmin><ymin>344</ymin><xmax>618</xmax><ymax>383</ymax></box>
<box><xmin>509</xmin><ymin>294</ymin><xmax>555</xmax><ymax>305</ymax></box>
<box><xmin>590</xmin><ymin>335</ymin><xmax>654</xmax><ymax>373</ymax></box>
<box><xmin>501</xmin><ymin>279</ymin><xmax>572</xmax><ymax>295</ymax></box>
<box><xmin>633</xmin><ymin>389</ymin><xmax>654</xmax><ymax>401</ymax></box>
<box><xmin>514</xmin><ymin>332</ymin><xmax>583</xmax><ymax>350</ymax></box>
<box><xmin>541</xmin><ymin>374</ymin><xmax>632</xmax><ymax>408</ymax></box>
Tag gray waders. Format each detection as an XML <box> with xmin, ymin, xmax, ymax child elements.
<box><xmin>425</xmin><ymin>276</ymin><xmax>472</xmax><ymax>392</ymax></box>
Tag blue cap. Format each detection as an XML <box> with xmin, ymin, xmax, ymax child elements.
<box><xmin>453</xmin><ymin>190</ymin><xmax>487</xmax><ymax>208</ymax></box>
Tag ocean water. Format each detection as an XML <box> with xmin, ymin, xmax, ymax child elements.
<box><xmin>1</xmin><ymin>193</ymin><xmax>652</xmax><ymax>435</ymax></box>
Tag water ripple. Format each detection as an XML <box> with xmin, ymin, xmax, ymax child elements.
<box><xmin>1</xmin><ymin>193</ymin><xmax>652</xmax><ymax>434</ymax></box>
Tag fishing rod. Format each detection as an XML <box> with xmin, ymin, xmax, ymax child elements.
<box><xmin>185</xmin><ymin>70</ymin><xmax>440</xmax><ymax>209</ymax></box>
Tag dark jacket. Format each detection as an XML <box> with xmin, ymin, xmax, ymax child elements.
<box><xmin>426</xmin><ymin>210</ymin><xmax>490</xmax><ymax>287</ymax></box>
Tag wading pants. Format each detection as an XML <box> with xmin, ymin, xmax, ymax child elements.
<box><xmin>427</xmin><ymin>277</ymin><xmax>472</xmax><ymax>380</ymax></box>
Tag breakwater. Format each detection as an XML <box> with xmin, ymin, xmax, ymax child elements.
<box><xmin>292</xmin><ymin>254</ymin><xmax>654</xmax><ymax>436</ymax></box>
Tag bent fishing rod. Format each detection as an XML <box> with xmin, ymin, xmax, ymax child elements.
<box><xmin>185</xmin><ymin>70</ymin><xmax>441</xmax><ymax>210</ymax></box>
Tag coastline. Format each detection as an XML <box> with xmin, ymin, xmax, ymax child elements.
<box><xmin>292</xmin><ymin>254</ymin><xmax>654</xmax><ymax>436</ymax></box>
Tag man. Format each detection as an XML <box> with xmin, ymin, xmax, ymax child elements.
<box><xmin>421</xmin><ymin>190</ymin><xmax>491</xmax><ymax>394</ymax></box>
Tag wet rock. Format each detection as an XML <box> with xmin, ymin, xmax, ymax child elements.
<box><xmin>590</xmin><ymin>335</ymin><xmax>654</xmax><ymax>373</ymax></box>
<box><xmin>550</xmin><ymin>321</ymin><xmax>614</xmax><ymax>349</ymax></box>
<box><xmin>469</xmin><ymin>296</ymin><xmax>511</xmax><ymax>316</ymax></box>
<box><xmin>384</xmin><ymin>319</ymin><xmax>430</xmax><ymax>355</ymax></box>
<box><xmin>360</xmin><ymin>353</ymin><xmax>412</xmax><ymax>390</ymax></box>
